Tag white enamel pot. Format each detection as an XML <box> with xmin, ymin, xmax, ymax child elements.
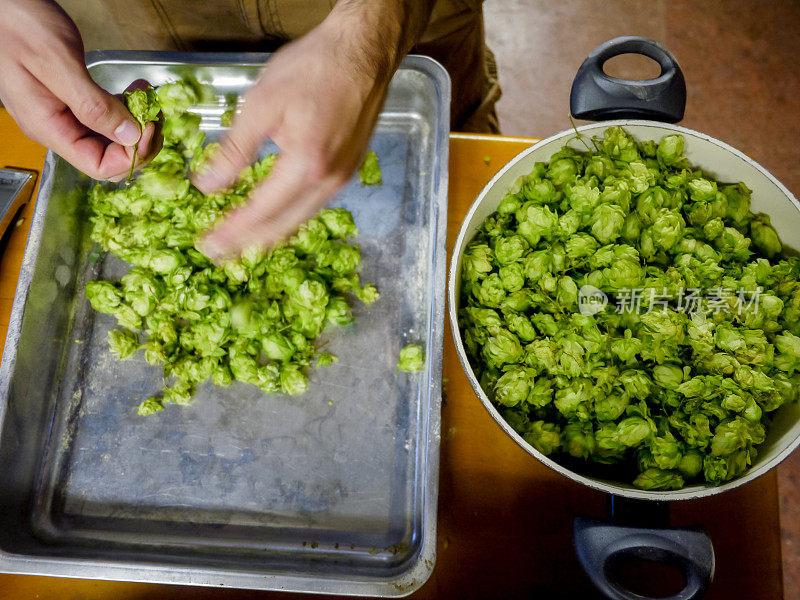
<box><xmin>448</xmin><ymin>37</ymin><xmax>800</xmax><ymax>600</ymax></box>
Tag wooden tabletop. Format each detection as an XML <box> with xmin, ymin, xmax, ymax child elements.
<box><xmin>0</xmin><ymin>114</ymin><xmax>784</xmax><ymax>600</ymax></box>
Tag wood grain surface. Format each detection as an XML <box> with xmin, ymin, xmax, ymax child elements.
<box><xmin>0</xmin><ymin>110</ymin><xmax>47</xmax><ymax>348</ymax></box>
<box><xmin>0</xmin><ymin>117</ymin><xmax>783</xmax><ymax>599</ymax></box>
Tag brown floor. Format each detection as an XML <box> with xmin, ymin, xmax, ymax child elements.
<box><xmin>35</xmin><ymin>0</ymin><xmax>800</xmax><ymax>597</ymax></box>
<box><xmin>484</xmin><ymin>1</ymin><xmax>800</xmax><ymax>598</ymax></box>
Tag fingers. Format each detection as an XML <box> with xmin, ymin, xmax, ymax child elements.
<box><xmin>61</xmin><ymin>118</ymin><xmax>159</xmax><ymax>181</ymax></box>
<box><xmin>12</xmin><ymin>70</ymin><xmax>157</xmax><ymax>180</ymax></box>
<box><xmin>3</xmin><ymin>67</ymin><xmax>111</xmax><ymax>177</ymax></box>
<box><xmin>49</xmin><ymin>60</ymin><xmax>143</xmax><ymax>147</ymax></box>
<box><xmin>108</xmin><ymin>122</ymin><xmax>162</xmax><ymax>182</ymax></box>
<box><xmin>192</xmin><ymin>86</ymin><xmax>279</xmax><ymax>194</ymax></box>
<box><xmin>25</xmin><ymin>49</ymin><xmax>143</xmax><ymax>147</ymax></box>
<box><xmin>198</xmin><ymin>155</ymin><xmax>343</xmax><ymax>261</ymax></box>
<box><xmin>0</xmin><ymin>1</ymin><xmax>158</xmax><ymax>179</ymax></box>
<box><xmin>3</xmin><ymin>49</ymin><xmax>161</xmax><ymax>178</ymax></box>
<box><xmin>134</xmin><ymin>120</ymin><xmax>164</xmax><ymax>165</ymax></box>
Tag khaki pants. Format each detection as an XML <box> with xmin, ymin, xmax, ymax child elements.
<box><xmin>93</xmin><ymin>0</ymin><xmax>501</xmax><ymax>132</ymax></box>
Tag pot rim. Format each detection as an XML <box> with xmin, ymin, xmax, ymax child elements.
<box><xmin>447</xmin><ymin>119</ymin><xmax>800</xmax><ymax>501</ymax></box>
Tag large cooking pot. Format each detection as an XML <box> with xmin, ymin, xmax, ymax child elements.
<box><xmin>448</xmin><ymin>37</ymin><xmax>800</xmax><ymax>600</ymax></box>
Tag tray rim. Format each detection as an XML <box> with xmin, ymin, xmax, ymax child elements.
<box><xmin>0</xmin><ymin>50</ymin><xmax>450</xmax><ymax>597</ymax></box>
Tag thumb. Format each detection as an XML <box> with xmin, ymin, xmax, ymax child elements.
<box><xmin>63</xmin><ymin>70</ymin><xmax>142</xmax><ymax>147</ymax></box>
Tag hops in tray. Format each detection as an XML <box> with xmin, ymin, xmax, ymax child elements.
<box><xmin>358</xmin><ymin>150</ymin><xmax>382</xmax><ymax>187</ymax></box>
<box><xmin>397</xmin><ymin>343</ymin><xmax>425</xmax><ymax>373</ymax></box>
<box><xmin>86</xmin><ymin>79</ymin><xmax>379</xmax><ymax>414</ymax></box>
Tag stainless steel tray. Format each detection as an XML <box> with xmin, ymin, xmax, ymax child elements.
<box><xmin>0</xmin><ymin>51</ymin><xmax>449</xmax><ymax>596</ymax></box>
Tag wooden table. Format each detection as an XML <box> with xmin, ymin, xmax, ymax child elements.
<box><xmin>0</xmin><ymin>114</ymin><xmax>784</xmax><ymax>599</ymax></box>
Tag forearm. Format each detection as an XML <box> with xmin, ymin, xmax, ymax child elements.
<box><xmin>325</xmin><ymin>0</ymin><xmax>436</xmax><ymax>85</ymax></box>
<box><xmin>195</xmin><ymin>0</ymin><xmax>435</xmax><ymax>257</ymax></box>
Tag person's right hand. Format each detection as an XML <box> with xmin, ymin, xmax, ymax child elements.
<box><xmin>0</xmin><ymin>0</ymin><xmax>159</xmax><ymax>180</ymax></box>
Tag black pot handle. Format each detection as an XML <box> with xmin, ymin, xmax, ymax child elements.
<box><xmin>570</xmin><ymin>36</ymin><xmax>687</xmax><ymax>123</ymax></box>
<box><xmin>574</xmin><ymin>513</ymin><xmax>715</xmax><ymax>600</ymax></box>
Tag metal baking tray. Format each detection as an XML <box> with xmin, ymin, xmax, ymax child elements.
<box><xmin>0</xmin><ymin>51</ymin><xmax>449</xmax><ymax>596</ymax></box>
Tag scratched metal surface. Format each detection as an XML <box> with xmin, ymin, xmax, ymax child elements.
<box><xmin>0</xmin><ymin>52</ymin><xmax>449</xmax><ymax>595</ymax></box>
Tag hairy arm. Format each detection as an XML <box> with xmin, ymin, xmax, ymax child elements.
<box><xmin>193</xmin><ymin>0</ymin><xmax>436</xmax><ymax>260</ymax></box>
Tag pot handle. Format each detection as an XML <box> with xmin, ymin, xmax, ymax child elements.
<box><xmin>570</xmin><ymin>36</ymin><xmax>686</xmax><ymax>123</ymax></box>
<box><xmin>574</xmin><ymin>514</ymin><xmax>715</xmax><ymax>600</ymax></box>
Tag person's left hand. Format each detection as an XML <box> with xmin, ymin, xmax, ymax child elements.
<box><xmin>192</xmin><ymin>7</ymin><xmax>394</xmax><ymax>260</ymax></box>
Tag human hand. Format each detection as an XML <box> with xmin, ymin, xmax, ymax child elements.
<box><xmin>192</xmin><ymin>5</ymin><xmax>397</xmax><ymax>260</ymax></box>
<box><xmin>0</xmin><ymin>0</ymin><xmax>160</xmax><ymax>180</ymax></box>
